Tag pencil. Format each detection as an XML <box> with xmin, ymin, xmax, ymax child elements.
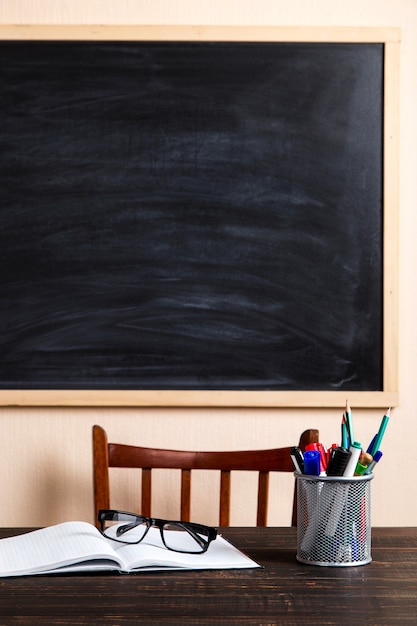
<box><xmin>370</xmin><ymin>408</ymin><xmax>390</xmax><ymax>457</ymax></box>
<box><xmin>341</xmin><ymin>415</ymin><xmax>348</xmax><ymax>449</ymax></box>
<box><xmin>345</xmin><ymin>400</ymin><xmax>354</xmax><ymax>448</ymax></box>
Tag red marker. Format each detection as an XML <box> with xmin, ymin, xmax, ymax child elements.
<box><xmin>305</xmin><ymin>442</ymin><xmax>327</xmax><ymax>473</ymax></box>
<box><xmin>327</xmin><ymin>443</ymin><xmax>338</xmax><ymax>466</ymax></box>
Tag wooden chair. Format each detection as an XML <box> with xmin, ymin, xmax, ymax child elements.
<box><xmin>92</xmin><ymin>425</ymin><xmax>318</xmax><ymax>528</ymax></box>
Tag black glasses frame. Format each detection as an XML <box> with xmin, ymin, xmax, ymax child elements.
<box><xmin>98</xmin><ymin>509</ymin><xmax>217</xmax><ymax>554</ymax></box>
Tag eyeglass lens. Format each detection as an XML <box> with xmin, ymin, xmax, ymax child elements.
<box><xmin>102</xmin><ymin>513</ymin><xmax>149</xmax><ymax>543</ymax></box>
<box><xmin>162</xmin><ymin>522</ymin><xmax>210</xmax><ymax>553</ymax></box>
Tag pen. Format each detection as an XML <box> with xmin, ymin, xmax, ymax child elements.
<box><xmin>354</xmin><ymin>452</ymin><xmax>372</xmax><ymax>476</ymax></box>
<box><xmin>366</xmin><ymin>433</ymin><xmax>377</xmax><ymax>454</ymax></box>
<box><xmin>343</xmin><ymin>441</ymin><xmax>362</xmax><ymax>477</ymax></box>
<box><xmin>364</xmin><ymin>450</ymin><xmax>383</xmax><ymax>474</ymax></box>
<box><xmin>305</xmin><ymin>442</ymin><xmax>327</xmax><ymax>473</ymax></box>
<box><xmin>290</xmin><ymin>446</ymin><xmax>304</xmax><ymax>473</ymax></box>
<box><xmin>327</xmin><ymin>443</ymin><xmax>338</xmax><ymax>466</ymax></box>
<box><xmin>327</xmin><ymin>446</ymin><xmax>351</xmax><ymax>476</ymax></box>
<box><xmin>303</xmin><ymin>450</ymin><xmax>321</xmax><ymax>476</ymax></box>
<box><xmin>370</xmin><ymin>409</ymin><xmax>390</xmax><ymax>457</ymax></box>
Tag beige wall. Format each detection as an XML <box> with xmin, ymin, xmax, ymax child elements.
<box><xmin>0</xmin><ymin>0</ymin><xmax>416</xmax><ymax>527</ymax></box>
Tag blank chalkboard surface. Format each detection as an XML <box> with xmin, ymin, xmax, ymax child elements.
<box><xmin>0</xmin><ymin>26</ymin><xmax>399</xmax><ymax>406</ymax></box>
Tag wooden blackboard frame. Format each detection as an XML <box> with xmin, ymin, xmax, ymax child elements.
<box><xmin>0</xmin><ymin>25</ymin><xmax>399</xmax><ymax>408</ymax></box>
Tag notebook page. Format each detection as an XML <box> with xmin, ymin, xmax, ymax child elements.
<box><xmin>111</xmin><ymin>528</ymin><xmax>260</xmax><ymax>571</ymax></box>
<box><xmin>0</xmin><ymin>522</ymin><xmax>121</xmax><ymax>576</ymax></box>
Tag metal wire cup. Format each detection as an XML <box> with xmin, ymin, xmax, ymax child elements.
<box><xmin>295</xmin><ymin>473</ymin><xmax>373</xmax><ymax>566</ymax></box>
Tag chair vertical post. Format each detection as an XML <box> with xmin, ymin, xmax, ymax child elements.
<box><xmin>257</xmin><ymin>471</ymin><xmax>269</xmax><ymax>526</ymax></box>
<box><xmin>92</xmin><ymin>425</ymin><xmax>111</xmax><ymax>528</ymax></box>
<box><xmin>219</xmin><ymin>470</ymin><xmax>231</xmax><ymax>526</ymax></box>
<box><xmin>141</xmin><ymin>469</ymin><xmax>152</xmax><ymax>517</ymax></box>
<box><xmin>181</xmin><ymin>469</ymin><xmax>191</xmax><ymax>521</ymax></box>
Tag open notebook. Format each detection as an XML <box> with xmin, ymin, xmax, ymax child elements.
<box><xmin>0</xmin><ymin>522</ymin><xmax>260</xmax><ymax>577</ymax></box>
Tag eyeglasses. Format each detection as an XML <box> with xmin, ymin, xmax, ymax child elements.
<box><xmin>98</xmin><ymin>509</ymin><xmax>217</xmax><ymax>554</ymax></box>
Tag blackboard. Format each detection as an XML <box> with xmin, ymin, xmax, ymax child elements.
<box><xmin>0</xmin><ymin>27</ymin><xmax>399</xmax><ymax>406</ymax></box>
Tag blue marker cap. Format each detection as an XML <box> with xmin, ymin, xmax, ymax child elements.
<box><xmin>303</xmin><ymin>450</ymin><xmax>321</xmax><ymax>476</ymax></box>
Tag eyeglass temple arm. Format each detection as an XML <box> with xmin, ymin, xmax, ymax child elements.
<box><xmin>115</xmin><ymin>520</ymin><xmax>145</xmax><ymax>537</ymax></box>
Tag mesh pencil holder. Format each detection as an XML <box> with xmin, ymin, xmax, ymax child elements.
<box><xmin>296</xmin><ymin>472</ymin><xmax>373</xmax><ymax>567</ymax></box>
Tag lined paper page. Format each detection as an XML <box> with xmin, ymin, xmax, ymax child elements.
<box><xmin>0</xmin><ymin>523</ymin><xmax>260</xmax><ymax>576</ymax></box>
<box><xmin>0</xmin><ymin>522</ymin><xmax>121</xmax><ymax>576</ymax></box>
<box><xmin>112</xmin><ymin>528</ymin><xmax>260</xmax><ymax>571</ymax></box>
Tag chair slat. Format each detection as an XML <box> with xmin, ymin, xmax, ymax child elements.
<box><xmin>219</xmin><ymin>470</ymin><xmax>231</xmax><ymax>526</ymax></box>
<box><xmin>181</xmin><ymin>469</ymin><xmax>191</xmax><ymax>522</ymax></box>
<box><xmin>141</xmin><ymin>468</ymin><xmax>152</xmax><ymax>518</ymax></box>
<box><xmin>257</xmin><ymin>471</ymin><xmax>269</xmax><ymax>526</ymax></box>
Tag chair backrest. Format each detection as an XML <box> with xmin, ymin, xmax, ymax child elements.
<box><xmin>92</xmin><ymin>425</ymin><xmax>318</xmax><ymax>528</ymax></box>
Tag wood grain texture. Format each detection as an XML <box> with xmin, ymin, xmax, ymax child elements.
<box><xmin>0</xmin><ymin>526</ymin><xmax>415</xmax><ymax>625</ymax></box>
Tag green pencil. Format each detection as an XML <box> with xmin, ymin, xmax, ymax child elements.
<box><xmin>341</xmin><ymin>415</ymin><xmax>348</xmax><ymax>448</ymax></box>
<box><xmin>345</xmin><ymin>400</ymin><xmax>354</xmax><ymax>447</ymax></box>
<box><xmin>370</xmin><ymin>408</ymin><xmax>390</xmax><ymax>457</ymax></box>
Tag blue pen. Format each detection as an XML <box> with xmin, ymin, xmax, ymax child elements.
<box><xmin>303</xmin><ymin>450</ymin><xmax>321</xmax><ymax>476</ymax></box>
<box><xmin>370</xmin><ymin>409</ymin><xmax>390</xmax><ymax>457</ymax></box>
<box><xmin>366</xmin><ymin>433</ymin><xmax>377</xmax><ymax>454</ymax></box>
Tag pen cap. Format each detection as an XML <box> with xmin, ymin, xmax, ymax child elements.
<box><xmin>305</xmin><ymin>442</ymin><xmax>327</xmax><ymax>473</ymax></box>
<box><xmin>303</xmin><ymin>450</ymin><xmax>321</xmax><ymax>476</ymax></box>
<box><xmin>373</xmin><ymin>450</ymin><xmax>383</xmax><ymax>463</ymax></box>
<box><xmin>326</xmin><ymin>446</ymin><xmax>351</xmax><ymax>476</ymax></box>
<box><xmin>364</xmin><ymin>450</ymin><xmax>383</xmax><ymax>475</ymax></box>
<box><xmin>359</xmin><ymin>452</ymin><xmax>373</xmax><ymax>467</ymax></box>
<box><xmin>343</xmin><ymin>441</ymin><xmax>362</xmax><ymax>477</ymax></box>
<box><xmin>354</xmin><ymin>462</ymin><xmax>368</xmax><ymax>476</ymax></box>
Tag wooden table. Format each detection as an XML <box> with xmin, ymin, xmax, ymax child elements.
<box><xmin>0</xmin><ymin>527</ymin><xmax>416</xmax><ymax>625</ymax></box>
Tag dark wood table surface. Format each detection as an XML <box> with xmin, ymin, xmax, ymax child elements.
<box><xmin>0</xmin><ymin>526</ymin><xmax>416</xmax><ymax>625</ymax></box>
